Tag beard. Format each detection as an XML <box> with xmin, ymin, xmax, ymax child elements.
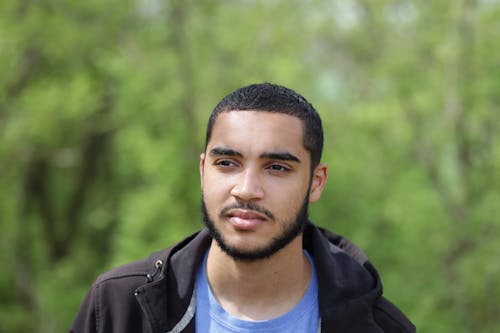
<box><xmin>201</xmin><ymin>192</ymin><xmax>310</xmax><ymax>262</ymax></box>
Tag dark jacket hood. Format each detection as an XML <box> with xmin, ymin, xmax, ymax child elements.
<box><xmin>71</xmin><ymin>222</ymin><xmax>415</xmax><ymax>333</ymax></box>
<box><xmin>304</xmin><ymin>224</ymin><xmax>388</xmax><ymax>331</ymax></box>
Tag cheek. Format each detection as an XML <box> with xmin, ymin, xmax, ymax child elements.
<box><xmin>203</xmin><ymin>176</ymin><xmax>231</xmax><ymax>205</ymax></box>
<box><xmin>268</xmin><ymin>183</ymin><xmax>309</xmax><ymax>216</ymax></box>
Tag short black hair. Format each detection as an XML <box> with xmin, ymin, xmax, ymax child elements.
<box><xmin>205</xmin><ymin>83</ymin><xmax>324</xmax><ymax>169</ymax></box>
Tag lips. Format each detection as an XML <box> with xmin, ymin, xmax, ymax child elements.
<box><xmin>225</xmin><ymin>209</ymin><xmax>267</xmax><ymax>230</ymax></box>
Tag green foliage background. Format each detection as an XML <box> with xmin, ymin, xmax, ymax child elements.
<box><xmin>1</xmin><ymin>0</ymin><xmax>499</xmax><ymax>332</ymax></box>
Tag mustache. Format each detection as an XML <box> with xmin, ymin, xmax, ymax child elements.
<box><xmin>219</xmin><ymin>201</ymin><xmax>275</xmax><ymax>221</ymax></box>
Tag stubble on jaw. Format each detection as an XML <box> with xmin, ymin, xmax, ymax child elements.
<box><xmin>200</xmin><ymin>193</ymin><xmax>310</xmax><ymax>262</ymax></box>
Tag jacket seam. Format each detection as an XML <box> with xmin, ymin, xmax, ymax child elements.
<box><xmin>98</xmin><ymin>270</ymin><xmax>147</xmax><ymax>282</ymax></box>
<box><xmin>135</xmin><ymin>290</ymin><xmax>158</xmax><ymax>333</ymax></box>
<box><xmin>95</xmin><ymin>283</ymin><xmax>101</xmax><ymax>333</ymax></box>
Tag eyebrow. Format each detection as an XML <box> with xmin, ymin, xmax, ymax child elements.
<box><xmin>209</xmin><ymin>147</ymin><xmax>243</xmax><ymax>157</ymax></box>
<box><xmin>209</xmin><ymin>147</ymin><xmax>301</xmax><ymax>163</ymax></box>
<box><xmin>260</xmin><ymin>152</ymin><xmax>301</xmax><ymax>163</ymax></box>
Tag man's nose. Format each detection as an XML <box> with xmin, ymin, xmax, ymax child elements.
<box><xmin>230</xmin><ymin>168</ymin><xmax>264</xmax><ymax>201</ymax></box>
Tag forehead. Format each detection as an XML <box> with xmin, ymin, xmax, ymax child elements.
<box><xmin>207</xmin><ymin>111</ymin><xmax>307</xmax><ymax>156</ymax></box>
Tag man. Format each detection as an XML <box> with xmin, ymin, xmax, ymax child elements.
<box><xmin>71</xmin><ymin>83</ymin><xmax>415</xmax><ymax>332</ymax></box>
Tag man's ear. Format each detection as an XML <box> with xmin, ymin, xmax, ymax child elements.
<box><xmin>309</xmin><ymin>163</ymin><xmax>328</xmax><ymax>203</ymax></box>
<box><xmin>199</xmin><ymin>153</ymin><xmax>205</xmax><ymax>189</ymax></box>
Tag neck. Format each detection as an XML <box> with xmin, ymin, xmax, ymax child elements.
<box><xmin>205</xmin><ymin>236</ymin><xmax>312</xmax><ymax>320</ymax></box>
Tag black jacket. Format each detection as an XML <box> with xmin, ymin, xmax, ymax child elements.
<box><xmin>70</xmin><ymin>223</ymin><xmax>415</xmax><ymax>332</ymax></box>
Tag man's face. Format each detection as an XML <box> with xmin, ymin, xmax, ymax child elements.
<box><xmin>200</xmin><ymin>111</ymin><xmax>326</xmax><ymax>261</ymax></box>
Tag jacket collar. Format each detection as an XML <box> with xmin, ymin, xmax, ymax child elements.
<box><xmin>135</xmin><ymin>229</ymin><xmax>210</xmax><ymax>333</ymax></box>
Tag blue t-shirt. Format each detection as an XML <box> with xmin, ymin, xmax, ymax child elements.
<box><xmin>195</xmin><ymin>251</ymin><xmax>320</xmax><ymax>333</ymax></box>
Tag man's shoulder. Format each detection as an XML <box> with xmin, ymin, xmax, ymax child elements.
<box><xmin>94</xmin><ymin>228</ymin><xmax>206</xmax><ymax>286</ymax></box>
<box><xmin>95</xmin><ymin>247</ymin><xmax>172</xmax><ymax>285</ymax></box>
<box><xmin>310</xmin><ymin>223</ymin><xmax>369</xmax><ymax>265</ymax></box>
<box><xmin>306</xmin><ymin>223</ymin><xmax>416</xmax><ymax>332</ymax></box>
<box><xmin>374</xmin><ymin>297</ymin><xmax>416</xmax><ymax>333</ymax></box>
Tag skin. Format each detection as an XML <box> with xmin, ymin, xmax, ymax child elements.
<box><xmin>199</xmin><ymin>111</ymin><xmax>328</xmax><ymax>320</ymax></box>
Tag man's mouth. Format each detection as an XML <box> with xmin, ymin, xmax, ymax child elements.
<box><xmin>224</xmin><ymin>209</ymin><xmax>267</xmax><ymax>230</ymax></box>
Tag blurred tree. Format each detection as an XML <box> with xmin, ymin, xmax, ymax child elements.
<box><xmin>0</xmin><ymin>0</ymin><xmax>499</xmax><ymax>332</ymax></box>
<box><xmin>307</xmin><ymin>1</ymin><xmax>500</xmax><ymax>332</ymax></box>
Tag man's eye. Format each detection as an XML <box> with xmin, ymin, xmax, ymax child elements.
<box><xmin>268</xmin><ymin>164</ymin><xmax>290</xmax><ymax>172</ymax></box>
<box><xmin>215</xmin><ymin>160</ymin><xmax>235</xmax><ymax>167</ymax></box>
